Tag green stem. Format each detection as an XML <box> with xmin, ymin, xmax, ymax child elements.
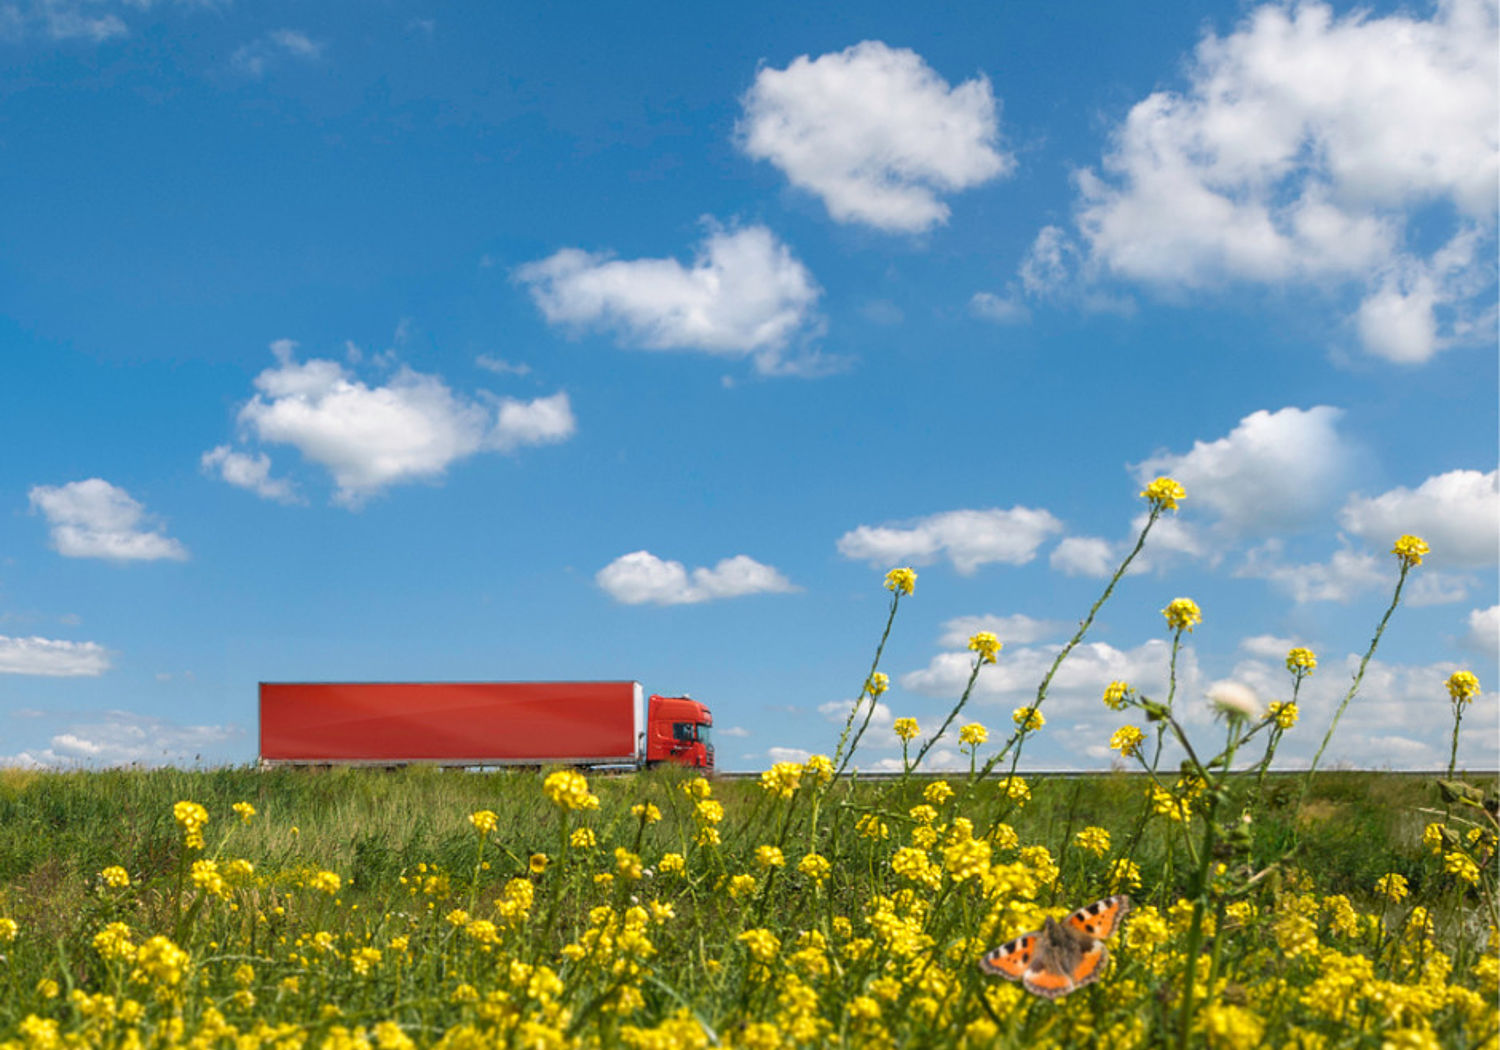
<box><xmin>832</xmin><ymin>592</ymin><xmax>903</xmax><ymax>780</ymax></box>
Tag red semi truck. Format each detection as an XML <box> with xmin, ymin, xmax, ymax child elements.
<box><xmin>259</xmin><ymin>680</ymin><xmax>713</xmax><ymax>770</ymax></box>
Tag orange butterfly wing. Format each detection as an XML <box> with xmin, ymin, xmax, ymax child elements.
<box><xmin>1062</xmin><ymin>894</ymin><xmax>1131</xmax><ymax>941</ymax></box>
<box><xmin>977</xmin><ymin>931</ymin><xmax>1038</xmax><ymax>980</ymax></box>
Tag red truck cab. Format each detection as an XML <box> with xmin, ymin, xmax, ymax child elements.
<box><xmin>646</xmin><ymin>694</ymin><xmax>713</xmax><ymax>769</ymax></box>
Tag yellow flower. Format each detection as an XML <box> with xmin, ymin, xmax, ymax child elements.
<box><xmin>0</xmin><ymin>917</ymin><xmax>15</xmax><ymax>942</ymax></box>
<box><xmin>309</xmin><ymin>870</ymin><xmax>342</xmax><ymax>895</ymax></box>
<box><xmin>543</xmin><ymin>770</ymin><xmax>599</xmax><ymax>811</ymax></box>
<box><xmin>133</xmin><ymin>935</ymin><xmax>190</xmax><ymax>985</ymax></box>
<box><xmin>893</xmin><ymin>717</ymin><xmax>920</xmax><ymax>742</ymax></box>
<box><xmin>1162</xmin><ymin>598</ymin><xmax>1202</xmax><ymax>632</ymax></box>
<box><xmin>100</xmin><ymin>865</ymin><xmax>130</xmax><ymax>889</ymax></box>
<box><xmin>1102</xmin><ymin>680</ymin><xmax>1130</xmax><ymax>710</ymax></box>
<box><xmin>1268</xmin><ymin>701</ymin><xmax>1298</xmax><ymax>730</ymax></box>
<box><xmin>1392</xmin><ymin>534</ymin><xmax>1429</xmax><ymax>567</ymax></box>
<box><xmin>1446</xmin><ymin>670</ymin><xmax>1480</xmax><ymax>704</ymax></box>
<box><xmin>630</xmin><ymin>802</ymin><xmax>662</xmax><ymax>824</ymax></box>
<box><xmin>1073</xmin><ymin>826</ymin><xmax>1111</xmax><ymax>856</ymax></box>
<box><xmin>529</xmin><ymin>853</ymin><xmax>549</xmax><ymax>874</ymax></box>
<box><xmin>923</xmin><ymin>780</ymin><xmax>954</xmax><ymax>806</ymax></box>
<box><xmin>1002</xmin><ymin>776</ymin><xmax>1030</xmax><ymax>803</ymax></box>
<box><xmin>804</xmin><ymin>754</ymin><xmax>834</xmax><ymax>785</ymax></box>
<box><xmin>754</xmin><ymin>845</ymin><xmax>785</xmax><ymax>870</ymax></box>
<box><xmin>967</xmin><ymin>632</ymin><xmax>1002</xmax><ymax>663</ymax></box>
<box><xmin>1011</xmin><ymin>706</ymin><xmax>1044</xmax><ymax>732</ymax></box>
<box><xmin>760</xmin><ymin>762</ymin><xmax>804</xmax><ymax>799</ymax></box>
<box><xmin>866</xmin><ymin>672</ymin><xmax>889</xmax><ymax>698</ymax></box>
<box><xmin>738</xmin><ymin>928</ymin><xmax>780</xmax><ymax>962</ymax></box>
<box><xmin>1286</xmin><ymin>647</ymin><xmax>1317</xmax><ymax>675</ymax></box>
<box><xmin>173</xmin><ymin>800</ymin><xmax>209</xmax><ymax>850</ymax></box>
<box><xmin>658</xmin><ymin>852</ymin><xmax>685</xmax><ymax>875</ymax></box>
<box><xmin>1444</xmin><ymin>851</ymin><xmax>1480</xmax><ymax>885</ymax></box>
<box><xmin>469</xmin><ymin>810</ymin><xmax>498</xmax><ymax>835</ymax></box>
<box><xmin>728</xmin><ymin>874</ymin><xmax>758</xmax><ymax>899</ymax></box>
<box><xmin>884</xmin><ymin>567</ymin><xmax>917</xmax><ymax>595</ymax></box>
<box><xmin>1110</xmin><ymin>726</ymin><xmax>1145</xmax><ymax>758</ymax></box>
<box><xmin>569</xmin><ymin>827</ymin><xmax>596</xmax><ymax>849</ymax></box>
<box><xmin>958</xmin><ymin>722</ymin><xmax>987</xmax><ymax>747</ymax></box>
<box><xmin>351</xmin><ymin>947</ymin><xmax>382</xmax><ymax>975</ymax></box>
<box><xmin>93</xmin><ymin>922</ymin><xmax>135</xmax><ymax>962</ymax></box>
<box><xmin>1140</xmin><ymin>476</ymin><xmax>1186</xmax><ymax>511</ymax></box>
<box><xmin>1375</xmin><ymin>873</ymin><xmax>1409</xmax><ymax>902</ymax></box>
<box><xmin>231</xmin><ymin>801</ymin><xmax>255</xmax><ymax>824</ymax></box>
<box><xmin>798</xmin><ymin>852</ymin><xmax>831</xmax><ymax>884</ymax></box>
<box><xmin>615</xmin><ymin>848</ymin><xmax>643</xmax><ymax>881</ymax></box>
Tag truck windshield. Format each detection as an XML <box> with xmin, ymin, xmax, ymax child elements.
<box><xmin>696</xmin><ymin>724</ymin><xmax>712</xmax><ymax>748</ymax></box>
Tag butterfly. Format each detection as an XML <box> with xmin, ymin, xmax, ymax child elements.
<box><xmin>977</xmin><ymin>895</ymin><xmax>1132</xmax><ymax>1000</ymax></box>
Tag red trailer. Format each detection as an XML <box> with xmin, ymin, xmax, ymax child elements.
<box><xmin>259</xmin><ymin>680</ymin><xmax>713</xmax><ymax>770</ymax></box>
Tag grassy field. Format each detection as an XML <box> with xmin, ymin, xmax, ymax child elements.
<box><xmin>0</xmin><ymin>764</ymin><xmax>1494</xmax><ymax>1049</ymax></box>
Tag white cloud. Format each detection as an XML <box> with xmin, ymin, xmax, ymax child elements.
<box><xmin>475</xmin><ymin>355</ymin><xmax>532</xmax><ymax>377</ymax></box>
<box><xmin>837</xmin><ymin>506</ymin><xmax>1063</xmax><ymax>575</ymax></box>
<box><xmin>0</xmin><ymin>711</ymin><xmax>241</xmax><ymax>768</ymax></box>
<box><xmin>738</xmin><ymin>40</ymin><xmax>1011</xmax><ymax>232</ymax></box>
<box><xmin>718</xmin><ymin>726</ymin><xmax>751</xmax><ymax>739</ymax></box>
<box><xmin>937</xmin><ymin>614</ymin><xmax>1064</xmax><ymax>649</ymax></box>
<box><xmin>0</xmin><ymin>635</ymin><xmax>111</xmax><ymax>676</ymax></box>
<box><xmin>230</xmin><ymin>342</ymin><xmax>575</xmax><ymax>506</ymax></box>
<box><xmin>766</xmin><ymin>746</ymin><xmax>811</xmax><ymax>764</ymax></box>
<box><xmin>595</xmin><ymin>550</ymin><xmax>798</xmax><ymax>606</ymax></box>
<box><xmin>516</xmin><ymin>224</ymin><xmax>823</xmax><ymax>373</ymax></box>
<box><xmin>200</xmin><ymin>446</ymin><xmax>300</xmax><ymax>504</ymax></box>
<box><xmin>1237</xmin><ymin>539</ymin><xmax>1387</xmax><ymax>604</ymax></box>
<box><xmin>232</xmin><ymin>29</ymin><xmax>323</xmax><ymax>77</ymax></box>
<box><xmin>1050</xmin><ymin>537</ymin><xmax>1117</xmax><ymax>578</ymax></box>
<box><xmin>1239</xmin><ymin>634</ymin><xmax>1303</xmax><ymax>660</ymax></box>
<box><xmin>1035</xmin><ymin>0</ymin><xmax>1498</xmax><ymax>362</ymax></box>
<box><xmin>29</xmin><ymin>479</ymin><xmax>189</xmax><ymax>562</ymax></box>
<box><xmin>969</xmin><ymin>291</ymin><xmax>1029</xmax><ymax>324</ymax></box>
<box><xmin>1339</xmin><ymin>469</ymin><xmax>1499</xmax><ymax>567</ymax></box>
<box><xmin>1466</xmin><ymin>605</ymin><xmax>1498</xmax><ymax>656</ymax></box>
<box><xmin>1133</xmin><ymin>406</ymin><xmax>1355</xmax><ymax>534</ymax></box>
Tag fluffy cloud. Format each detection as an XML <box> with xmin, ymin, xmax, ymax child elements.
<box><xmin>232</xmin><ymin>29</ymin><xmax>324</xmax><ymax>78</ymax></box>
<box><xmin>837</xmin><ymin>507</ymin><xmax>1063</xmax><ymax>575</ymax></box>
<box><xmin>200</xmin><ymin>446</ymin><xmax>300</xmax><ymax>504</ymax></box>
<box><xmin>1019</xmin><ymin>0</ymin><xmax>1498</xmax><ymax>363</ymax></box>
<box><xmin>0</xmin><ymin>635</ymin><xmax>111</xmax><ymax>676</ymax></box>
<box><xmin>1133</xmin><ymin>406</ymin><xmax>1355</xmax><ymax>534</ymax></box>
<box><xmin>29</xmin><ymin>479</ymin><xmax>189</xmax><ymax>562</ymax></box>
<box><xmin>1050</xmin><ymin>537</ymin><xmax>1117</xmax><ymax>578</ymax></box>
<box><xmin>1466</xmin><ymin>605</ymin><xmax>1498</xmax><ymax>656</ymax></box>
<box><xmin>516</xmin><ymin>225</ymin><xmax>823</xmax><ymax>373</ymax></box>
<box><xmin>1237</xmin><ymin>540</ymin><xmax>1387</xmax><ymax>604</ymax></box>
<box><xmin>0</xmin><ymin>711</ymin><xmax>241</xmax><ymax>768</ymax></box>
<box><xmin>223</xmin><ymin>342</ymin><xmax>575</xmax><ymax>506</ymax></box>
<box><xmin>738</xmin><ymin>41</ymin><xmax>1011</xmax><ymax>232</ymax></box>
<box><xmin>595</xmin><ymin>551</ymin><xmax>798</xmax><ymax>606</ymax></box>
<box><xmin>1339</xmin><ymin>469</ymin><xmax>1498</xmax><ymax>567</ymax></box>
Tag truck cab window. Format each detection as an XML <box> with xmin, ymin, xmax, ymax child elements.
<box><xmin>696</xmin><ymin>724</ymin><xmax>712</xmax><ymax>748</ymax></box>
<box><xmin>673</xmin><ymin>723</ymin><xmax>694</xmax><ymax>743</ymax></box>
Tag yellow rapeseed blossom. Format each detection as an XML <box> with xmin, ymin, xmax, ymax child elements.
<box><xmin>1140</xmin><ymin>476</ymin><xmax>1186</xmax><ymax>511</ymax></box>
<box><xmin>1286</xmin><ymin>647</ymin><xmax>1317</xmax><ymax>675</ymax></box>
<box><xmin>1011</xmin><ymin>706</ymin><xmax>1044</xmax><ymax>732</ymax></box>
<box><xmin>0</xmin><ymin>917</ymin><xmax>16</xmax><ymax>942</ymax></box>
<box><xmin>1002</xmin><ymin>776</ymin><xmax>1030</xmax><ymax>803</ymax></box>
<box><xmin>968</xmin><ymin>632</ymin><xmax>1002</xmax><ymax>664</ymax></box>
<box><xmin>1268</xmin><ymin>701</ymin><xmax>1299</xmax><ymax>729</ymax></box>
<box><xmin>884</xmin><ymin>567</ymin><xmax>917</xmax><ymax>595</ymax></box>
<box><xmin>728</xmin><ymin>874</ymin><xmax>757</xmax><ymax>899</ymax></box>
<box><xmin>1392</xmin><ymin>534</ymin><xmax>1429</xmax><ymax>568</ymax></box>
<box><xmin>543</xmin><ymin>770</ymin><xmax>599</xmax><ymax>811</ymax></box>
<box><xmin>173</xmin><ymin>801</ymin><xmax>209</xmax><ymax>850</ymax></box>
<box><xmin>658</xmin><ymin>853</ymin><xmax>685</xmax><ymax>876</ymax></box>
<box><xmin>1162</xmin><ymin>597</ymin><xmax>1202</xmax><ymax>632</ymax></box>
<box><xmin>1102</xmin><ymin>680</ymin><xmax>1131</xmax><ymax>710</ymax></box>
<box><xmin>754</xmin><ymin>845</ymin><xmax>785</xmax><ymax>870</ymax></box>
<box><xmin>1446</xmin><ymin>670</ymin><xmax>1480</xmax><ymax>703</ymax></box>
<box><xmin>630</xmin><ymin>802</ymin><xmax>662</xmax><ymax>824</ymax></box>
<box><xmin>1073</xmin><ymin>826</ymin><xmax>1111</xmax><ymax>856</ymax></box>
<box><xmin>529</xmin><ymin>853</ymin><xmax>549</xmax><ymax>874</ymax></box>
<box><xmin>1110</xmin><ymin>726</ymin><xmax>1145</xmax><ymax>758</ymax></box>
<box><xmin>309</xmin><ymin>870</ymin><xmax>342</xmax><ymax>895</ymax></box>
<box><xmin>133</xmin><ymin>935</ymin><xmax>189</xmax><ymax>986</ymax></box>
<box><xmin>893</xmin><ymin>717</ymin><xmax>920</xmax><ymax>742</ymax></box>
<box><xmin>738</xmin><ymin>928</ymin><xmax>780</xmax><ymax>963</ymax></box>
<box><xmin>856</xmin><ymin>814</ymin><xmax>888</xmax><ymax>840</ymax></box>
<box><xmin>760</xmin><ymin>762</ymin><xmax>804</xmax><ymax>799</ymax></box>
<box><xmin>923</xmin><ymin>780</ymin><xmax>954</xmax><ymax>806</ymax></box>
<box><xmin>231</xmin><ymin>801</ymin><xmax>255</xmax><ymax>824</ymax></box>
<box><xmin>93</xmin><ymin>922</ymin><xmax>136</xmax><ymax>962</ymax></box>
<box><xmin>570</xmin><ymin>827</ymin><xmax>596</xmax><ymax>849</ymax></box>
<box><xmin>958</xmin><ymin>722</ymin><xmax>988</xmax><ymax>747</ymax></box>
<box><xmin>99</xmin><ymin>865</ymin><xmax>130</xmax><ymax>888</ymax></box>
<box><xmin>1444</xmin><ymin>852</ymin><xmax>1480</xmax><ymax>886</ymax></box>
<box><xmin>615</xmin><ymin>848</ymin><xmax>643</xmax><ymax>881</ymax></box>
<box><xmin>866</xmin><ymin>672</ymin><xmax>889</xmax><ymax>698</ymax></box>
<box><xmin>1375</xmin><ymin>873</ymin><xmax>1410</xmax><ymax>902</ymax></box>
<box><xmin>798</xmin><ymin>852</ymin><xmax>831</xmax><ymax>885</ymax></box>
<box><xmin>469</xmin><ymin>810</ymin><xmax>498</xmax><ymax>835</ymax></box>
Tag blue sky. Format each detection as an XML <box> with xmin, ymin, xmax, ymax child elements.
<box><xmin>1</xmin><ymin>0</ymin><xmax>1496</xmax><ymax>772</ymax></box>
